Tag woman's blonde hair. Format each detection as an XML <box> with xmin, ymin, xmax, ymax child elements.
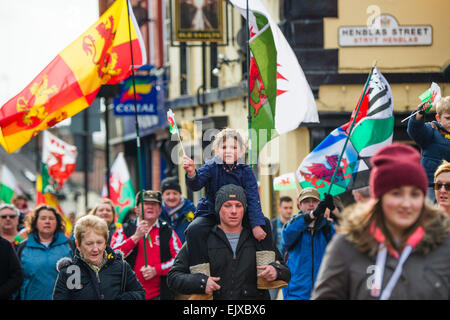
<box><xmin>89</xmin><ymin>198</ymin><xmax>116</xmax><ymax>221</ymax></box>
<box><xmin>434</xmin><ymin>160</ymin><xmax>450</xmax><ymax>180</ymax></box>
<box><xmin>338</xmin><ymin>198</ymin><xmax>448</xmax><ymax>257</ymax></box>
<box><xmin>212</xmin><ymin>128</ymin><xmax>246</xmax><ymax>152</ymax></box>
<box><xmin>436</xmin><ymin>96</ymin><xmax>450</xmax><ymax>117</ymax></box>
<box><xmin>74</xmin><ymin>215</ymin><xmax>109</xmax><ymax>245</ymax></box>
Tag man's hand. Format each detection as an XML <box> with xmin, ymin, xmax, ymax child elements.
<box><xmin>205</xmin><ymin>276</ymin><xmax>221</xmax><ymax>294</ymax></box>
<box><xmin>257</xmin><ymin>265</ymin><xmax>277</xmax><ymax>282</ymax></box>
<box><xmin>312</xmin><ymin>199</ymin><xmax>327</xmax><ymax>218</ymax></box>
<box><xmin>131</xmin><ymin>221</ymin><xmax>150</xmax><ymax>243</ymax></box>
<box><xmin>140</xmin><ymin>266</ymin><xmax>157</xmax><ymax>280</ymax></box>
<box><xmin>323</xmin><ymin>193</ymin><xmax>335</xmax><ymax>211</ymax></box>
<box><xmin>183</xmin><ymin>156</ymin><xmax>196</xmax><ymax>178</ymax></box>
<box><xmin>252</xmin><ymin>226</ymin><xmax>267</xmax><ymax>242</ymax></box>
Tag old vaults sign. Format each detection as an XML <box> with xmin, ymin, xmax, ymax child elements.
<box><xmin>339</xmin><ymin>14</ymin><xmax>432</xmax><ymax>47</ymax></box>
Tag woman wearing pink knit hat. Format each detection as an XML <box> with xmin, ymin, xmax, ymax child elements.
<box><xmin>311</xmin><ymin>143</ymin><xmax>450</xmax><ymax>300</ymax></box>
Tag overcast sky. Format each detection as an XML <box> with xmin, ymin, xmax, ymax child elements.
<box><xmin>0</xmin><ymin>0</ymin><xmax>99</xmax><ymax>106</ymax></box>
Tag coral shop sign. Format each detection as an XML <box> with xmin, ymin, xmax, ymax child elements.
<box><xmin>339</xmin><ymin>14</ymin><xmax>432</xmax><ymax>46</ymax></box>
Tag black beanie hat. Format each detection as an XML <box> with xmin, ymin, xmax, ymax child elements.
<box><xmin>215</xmin><ymin>184</ymin><xmax>247</xmax><ymax>214</ymax></box>
<box><xmin>161</xmin><ymin>176</ymin><xmax>181</xmax><ymax>194</ymax></box>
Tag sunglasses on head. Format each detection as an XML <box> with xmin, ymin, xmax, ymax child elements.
<box><xmin>0</xmin><ymin>214</ymin><xmax>17</xmax><ymax>219</ymax></box>
<box><xmin>434</xmin><ymin>182</ymin><xmax>450</xmax><ymax>191</ymax></box>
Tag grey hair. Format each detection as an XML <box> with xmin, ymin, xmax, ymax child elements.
<box><xmin>0</xmin><ymin>203</ymin><xmax>20</xmax><ymax>216</ymax></box>
<box><xmin>352</xmin><ymin>186</ymin><xmax>371</xmax><ymax>198</ymax></box>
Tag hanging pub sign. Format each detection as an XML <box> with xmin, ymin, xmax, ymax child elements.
<box><xmin>113</xmin><ymin>74</ymin><xmax>159</xmax><ymax>116</ymax></box>
<box><xmin>174</xmin><ymin>0</ymin><xmax>224</xmax><ymax>42</ymax></box>
<box><xmin>339</xmin><ymin>14</ymin><xmax>432</xmax><ymax>47</ymax></box>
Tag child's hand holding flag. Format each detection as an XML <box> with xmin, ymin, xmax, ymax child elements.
<box><xmin>402</xmin><ymin>82</ymin><xmax>442</xmax><ymax>122</ymax></box>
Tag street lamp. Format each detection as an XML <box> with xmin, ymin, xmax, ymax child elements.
<box><xmin>212</xmin><ymin>53</ymin><xmax>241</xmax><ymax>77</ymax></box>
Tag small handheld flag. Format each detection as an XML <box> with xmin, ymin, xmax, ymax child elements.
<box><xmin>419</xmin><ymin>82</ymin><xmax>441</xmax><ymax>109</ymax></box>
<box><xmin>167</xmin><ymin>109</ymin><xmax>186</xmax><ymax>156</ymax></box>
<box><xmin>401</xmin><ymin>82</ymin><xmax>442</xmax><ymax>123</ymax></box>
<box><xmin>273</xmin><ymin>173</ymin><xmax>297</xmax><ymax>191</ymax></box>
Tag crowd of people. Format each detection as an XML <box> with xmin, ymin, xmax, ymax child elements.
<box><xmin>1</xmin><ymin>96</ymin><xmax>450</xmax><ymax>300</ymax></box>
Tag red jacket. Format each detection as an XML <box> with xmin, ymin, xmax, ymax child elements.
<box><xmin>111</xmin><ymin>219</ymin><xmax>181</xmax><ymax>299</ymax></box>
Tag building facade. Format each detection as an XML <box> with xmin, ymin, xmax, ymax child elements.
<box><xmin>107</xmin><ymin>0</ymin><xmax>449</xmax><ymax>217</ymax></box>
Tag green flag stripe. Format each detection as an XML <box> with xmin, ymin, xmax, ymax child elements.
<box><xmin>350</xmin><ymin>116</ymin><xmax>394</xmax><ymax>153</ymax></box>
<box><xmin>117</xmin><ymin>180</ymin><xmax>135</xmax><ymax>223</ymax></box>
<box><xmin>250</xmin><ymin>25</ymin><xmax>277</xmax><ymax>115</ymax></box>
<box><xmin>249</xmin><ymin>15</ymin><xmax>277</xmax><ymax>155</ymax></box>
<box><xmin>41</xmin><ymin>162</ymin><xmax>55</xmax><ymax>194</ymax></box>
<box><xmin>357</xmin><ymin>135</ymin><xmax>393</xmax><ymax>158</ymax></box>
<box><xmin>254</xmin><ymin>12</ymin><xmax>268</xmax><ymax>30</ymax></box>
<box><xmin>0</xmin><ymin>184</ymin><xmax>15</xmax><ymax>203</ymax></box>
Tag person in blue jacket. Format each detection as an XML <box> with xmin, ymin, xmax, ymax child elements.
<box><xmin>160</xmin><ymin>176</ymin><xmax>196</xmax><ymax>243</ymax></box>
<box><xmin>282</xmin><ymin>188</ymin><xmax>336</xmax><ymax>300</ymax></box>
<box><xmin>182</xmin><ymin>128</ymin><xmax>281</xmax><ymax>296</ymax></box>
<box><xmin>407</xmin><ymin>96</ymin><xmax>450</xmax><ymax>202</ymax></box>
<box><xmin>16</xmin><ymin>205</ymin><xmax>75</xmax><ymax>300</ymax></box>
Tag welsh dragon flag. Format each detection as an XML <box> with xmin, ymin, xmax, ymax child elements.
<box><xmin>0</xmin><ymin>0</ymin><xmax>146</xmax><ymax>153</ymax></box>
<box><xmin>102</xmin><ymin>152</ymin><xmax>135</xmax><ymax>223</ymax></box>
<box><xmin>229</xmin><ymin>0</ymin><xmax>318</xmax><ymax>161</ymax></box>
<box><xmin>37</xmin><ymin>131</ymin><xmax>77</xmax><ymax>234</ymax></box>
<box><xmin>297</xmin><ymin>67</ymin><xmax>394</xmax><ymax>197</ymax></box>
<box><xmin>42</xmin><ymin>130</ymin><xmax>77</xmax><ymax>191</ymax></box>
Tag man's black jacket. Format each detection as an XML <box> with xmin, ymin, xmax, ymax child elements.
<box><xmin>0</xmin><ymin>236</ymin><xmax>23</xmax><ymax>299</ymax></box>
<box><xmin>167</xmin><ymin>225</ymin><xmax>290</xmax><ymax>300</ymax></box>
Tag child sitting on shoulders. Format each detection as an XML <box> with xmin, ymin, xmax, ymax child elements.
<box><xmin>183</xmin><ymin>128</ymin><xmax>287</xmax><ymax>298</ymax></box>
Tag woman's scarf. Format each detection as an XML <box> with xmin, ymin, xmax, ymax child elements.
<box><xmin>162</xmin><ymin>197</ymin><xmax>186</xmax><ymax>223</ymax></box>
<box><xmin>369</xmin><ymin>222</ymin><xmax>424</xmax><ymax>300</ymax></box>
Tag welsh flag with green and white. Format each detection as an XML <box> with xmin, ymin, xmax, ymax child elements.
<box><xmin>229</xmin><ymin>0</ymin><xmax>318</xmax><ymax>161</ymax></box>
<box><xmin>102</xmin><ymin>152</ymin><xmax>135</xmax><ymax>223</ymax></box>
<box><xmin>297</xmin><ymin>67</ymin><xmax>394</xmax><ymax>197</ymax></box>
<box><xmin>41</xmin><ymin>130</ymin><xmax>77</xmax><ymax>192</ymax></box>
<box><xmin>0</xmin><ymin>165</ymin><xmax>23</xmax><ymax>203</ymax></box>
<box><xmin>167</xmin><ymin>109</ymin><xmax>179</xmax><ymax>135</ymax></box>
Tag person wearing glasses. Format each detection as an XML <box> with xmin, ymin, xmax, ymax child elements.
<box><xmin>434</xmin><ymin>160</ymin><xmax>450</xmax><ymax>216</ymax></box>
<box><xmin>0</xmin><ymin>204</ymin><xmax>26</xmax><ymax>247</ymax></box>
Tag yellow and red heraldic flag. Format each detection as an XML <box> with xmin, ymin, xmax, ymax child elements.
<box><xmin>0</xmin><ymin>0</ymin><xmax>146</xmax><ymax>153</ymax></box>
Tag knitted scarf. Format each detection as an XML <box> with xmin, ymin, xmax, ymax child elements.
<box><xmin>162</xmin><ymin>197</ymin><xmax>186</xmax><ymax>223</ymax></box>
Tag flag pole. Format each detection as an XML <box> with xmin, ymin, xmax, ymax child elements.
<box><xmin>400</xmin><ymin>101</ymin><xmax>428</xmax><ymax>123</ymax></box>
<box><xmin>246</xmin><ymin>0</ymin><xmax>253</xmax><ymax>168</ymax></box>
<box><xmin>126</xmin><ymin>0</ymin><xmax>148</xmax><ymax>267</ymax></box>
<box><xmin>178</xmin><ymin>132</ymin><xmax>186</xmax><ymax>157</ymax></box>
<box><xmin>327</xmin><ymin>61</ymin><xmax>377</xmax><ymax>196</ymax></box>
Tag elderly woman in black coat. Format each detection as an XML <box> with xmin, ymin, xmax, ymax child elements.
<box><xmin>53</xmin><ymin>215</ymin><xmax>144</xmax><ymax>300</ymax></box>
